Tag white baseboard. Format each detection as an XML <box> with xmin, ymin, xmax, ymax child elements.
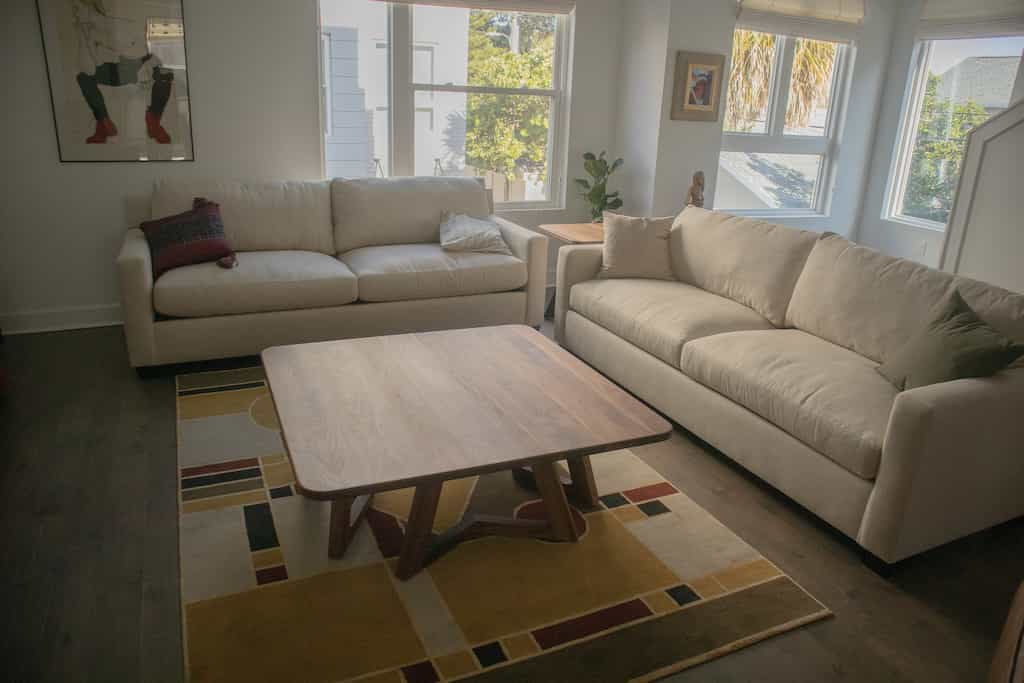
<box><xmin>0</xmin><ymin>303</ymin><xmax>123</xmax><ymax>335</ymax></box>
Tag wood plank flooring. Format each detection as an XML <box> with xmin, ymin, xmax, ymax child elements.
<box><xmin>1</xmin><ymin>325</ymin><xmax>1022</xmax><ymax>682</ymax></box>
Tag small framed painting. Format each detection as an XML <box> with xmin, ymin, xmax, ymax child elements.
<box><xmin>671</xmin><ymin>51</ymin><xmax>725</xmax><ymax>122</ymax></box>
<box><xmin>35</xmin><ymin>0</ymin><xmax>195</xmax><ymax>162</ymax></box>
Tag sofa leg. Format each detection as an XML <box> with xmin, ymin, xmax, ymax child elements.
<box><xmin>861</xmin><ymin>550</ymin><xmax>895</xmax><ymax>577</ymax></box>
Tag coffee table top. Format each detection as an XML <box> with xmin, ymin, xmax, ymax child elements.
<box><xmin>262</xmin><ymin>325</ymin><xmax>670</xmax><ymax>499</ymax></box>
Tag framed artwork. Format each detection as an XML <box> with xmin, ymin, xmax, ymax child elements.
<box><xmin>671</xmin><ymin>51</ymin><xmax>725</xmax><ymax>122</ymax></box>
<box><xmin>35</xmin><ymin>0</ymin><xmax>195</xmax><ymax>162</ymax></box>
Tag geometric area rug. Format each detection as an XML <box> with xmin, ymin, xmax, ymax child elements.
<box><xmin>177</xmin><ymin>366</ymin><xmax>831</xmax><ymax>683</ymax></box>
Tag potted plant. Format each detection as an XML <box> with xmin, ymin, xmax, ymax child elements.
<box><xmin>574</xmin><ymin>151</ymin><xmax>624</xmax><ymax>221</ymax></box>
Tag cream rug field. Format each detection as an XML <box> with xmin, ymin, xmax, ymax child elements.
<box><xmin>176</xmin><ymin>366</ymin><xmax>830</xmax><ymax>683</ymax></box>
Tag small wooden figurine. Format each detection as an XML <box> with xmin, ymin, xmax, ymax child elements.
<box><xmin>685</xmin><ymin>170</ymin><xmax>705</xmax><ymax>208</ymax></box>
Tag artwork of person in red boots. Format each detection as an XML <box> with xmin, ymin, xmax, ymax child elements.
<box><xmin>72</xmin><ymin>0</ymin><xmax>173</xmax><ymax>145</ymax></box>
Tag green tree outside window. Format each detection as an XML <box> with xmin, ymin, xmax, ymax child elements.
<box><xmin>464</xmin><ymin>11</ymin><xmax>555</xmax><ymax>196</ymax></box>
<box><xmin>901</xmin><ymin>74</ymin><xmax>988</xmax><ymax>224</ymax></box>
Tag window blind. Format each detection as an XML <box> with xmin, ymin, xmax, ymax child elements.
<box><xmin>918</xmin><ymin>0</ymin><xmax>1024</xmax><ymax>38</ymax></box>
<box><xmin>737</xmin><ymin>0</ymin><xmax>866</xmax><ymax>24</ymax></box>
<box><xmin>376</xmin><ymin>0</ymin><xmax>574</xmax><ymax>14</ymax></box>
<box><xmin>736</xmin><ymin>0</ymin><xmax>864</xmax><ymax>42</ymax></box>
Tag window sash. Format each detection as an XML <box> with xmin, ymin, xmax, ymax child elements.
<box><xmin>720</xmin><ymin>33</ymin><xmax>847</xmax><ymax>214</ymax></box>
<box><xmin>380</xmin><ymin>2</ymin><xmax>567</xmax><ymax>205</ymax></box>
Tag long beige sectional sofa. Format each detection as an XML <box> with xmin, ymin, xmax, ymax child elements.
<box><xmin>118</xmin><ymin>176</ymin><xmax>547</xmax><ymax>368</ymax></box>
<box><xmin>556</xmin><ymin>206</ymin><xmax>1024</xmax><ymax>564</ymax></box>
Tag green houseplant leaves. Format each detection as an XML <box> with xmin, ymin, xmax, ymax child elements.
<box><xmin>575</xmin><ymin>151</ymin><xmax>624</xmax><ymax>221</ymax></box>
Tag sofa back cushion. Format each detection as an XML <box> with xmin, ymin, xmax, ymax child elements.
<box><xmin>787</xmin><ymin>233</ymin><xmax>951</xmax><ymax>363</ymax></box>
<box><xmin>151</xmin><ymin>180</ymin><xmax>334</xmax><ymax>254</ymax></box>
<box><xmin>956</xmin><ymin>276</ymin><xmax>1024</xmax><ymax>365</ymax></box>
<box><xmin>670</xmin><ymin>207</ymin><xmax>818</xmax><ymax>327</ymax></box>
<box><xmin>332</xmin><ymin>177</ymin><xmax>492</xmax><ymax>254</ymax></box>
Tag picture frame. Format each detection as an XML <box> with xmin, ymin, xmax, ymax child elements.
<box><xmin>35</xmin><ymin>0</ymin><xmax>195</xmax><ymax>162</ymax></box>
<box><xmin>670</xmin><ymin>51</ymin><xmax>725</xmax><ymax>122</ymax></box>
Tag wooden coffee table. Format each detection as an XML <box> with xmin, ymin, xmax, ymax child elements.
<box><xmin>262</xmin><ymin>325</ymin><xmax>670</xmax><ymax>580</ymax></box>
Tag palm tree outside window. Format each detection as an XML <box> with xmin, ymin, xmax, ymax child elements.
<box><xmin>716</xmin><ymin>28</ymin><xmax>850</xmax><ymax>214</ymax></box>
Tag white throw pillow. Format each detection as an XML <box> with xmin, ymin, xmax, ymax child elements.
<box><xmin>440</xmin><ymin>212</ymin><xmax>513</xmax><ymax>255</ymax></box>
<box><xmin>600</xmin><ymin>212</ymin><xmax>675</xmax><ymax>280</ymax></box>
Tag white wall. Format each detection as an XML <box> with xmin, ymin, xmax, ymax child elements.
<box><xmin>0</xmin><ymin>0</ymin><xmax>323</xmax><ymax>333</ymax></box>
<box><xmin>0</xmin><ymin>0</ymin><xmax>623</xmax><ymax>333</ymax></box>
<box><xmin>613</xmin><ymin>0</ymin><xmax>671</xmax><ymax>216</ymax></box>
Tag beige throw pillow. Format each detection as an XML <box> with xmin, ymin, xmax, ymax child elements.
<box><xmin>439</xmin><ymin>211</ymin><xmax>513</xmax><ymax>255</ymax></box>
<box><xmin>600</xmin><ymin>212</ymin><xmax>674</xmax><ymax>280</ymax></box>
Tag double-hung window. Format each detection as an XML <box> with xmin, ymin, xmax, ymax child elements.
<box><xmin>886</xmin><ymin>35</ymin><xmax>1024</xmax><ymax>229</ymax></box>
<box><xmin>716</xmin><ymin>28</ymin><xmax>850</xmax><ymax>214</ymax></box>
<box><xmin>319</xmin><ymin>0</ymin><xmax>570</xmax><ymax>207</ymax></box>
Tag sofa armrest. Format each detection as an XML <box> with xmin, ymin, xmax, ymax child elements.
<box><xmin>554</xmin><ymin>244</ymin><xmax>603</xmax><ymax>344</ymax></box>
<box><xmin>493</xmin><ymin>216</ymin><xmax>548</xmax><ymax>327</ymax></box>
<box><xmin>858</xmin><ymin>368</ymin><xmax>1024</xmax><ymax>562</ymax></box>
<box><xmin>117</xmin><ymin>229</ymin><xmax>157</xmax><ymax>367</ymax></box>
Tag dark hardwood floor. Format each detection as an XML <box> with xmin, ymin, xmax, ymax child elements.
<box><xmin>1</xmin><ymin>325</ymin><xmax>1021</xmax><ymax>682</ymax></box>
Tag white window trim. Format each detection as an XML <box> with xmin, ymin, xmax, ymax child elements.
<box><xmin>718</xmin><ymin>29</ymin><xmax>852</xmax><ymax>217</ymax></box>
<box><xmin>885</xmin><ymin>33</ymin><xmax>1024</xmax><ymax>232</ymax></box>
<box><xmin>883</xmin><ymin>40</ymin><xmax>949</xmax><ymax>233</ymax></box>
<box><xmin>322</xmin><ymin>2</ymin><xmax>570</xmax><ymax>209</ymax></box>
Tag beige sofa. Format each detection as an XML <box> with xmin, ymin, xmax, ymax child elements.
<box><xmin>556</xmin><ymin>207</ymin><xmax>1024</xmax><ymax>564</ymax></box>
<box><xmin>118</xmin><ymin>176</ymin><xmax>547</xmax><ymax>368</ymax></box>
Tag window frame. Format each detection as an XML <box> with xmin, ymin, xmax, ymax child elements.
<box><xmin>319</xmin><ymin>1</ymin><xmax>571</xmax><ymax>210</ymax></box>
<box><xmin>883</xmin><ymin>40</ymin><xmax>949</xmax><ymax>232</ymax></box>
<box><xmin>885</xmin><ymin>35</ymin><xmax>1024</xmax><ymax>232</ymax></box>
<box><xmin>718</xmin><ymin>28</ymin><xmax>852</xmax><ymax>218</ymax></box>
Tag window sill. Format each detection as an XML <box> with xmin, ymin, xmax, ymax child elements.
<box><xmin>884</xmin><ymin>214</ymin><xmax>947</xmax><ymax>234</ymax></box>
<box><xmin>495</xmin><ymin>201</ymin><xmax>566</xmax><ymax>213</ymax></box>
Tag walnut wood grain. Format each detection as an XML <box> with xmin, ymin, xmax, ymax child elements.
<box><xmin>328</xmin><ymin>494</ymin><xmax>371</xmax><ymax>559</ymax></box>
<box><xmin>535</xmin><ymin>222</ymin><xmax>604</xmax><ymax>244</ymax></box>
<box><xmin>262</xmin><ymin>325</ymin><xmax>671</xmax><ymax>500</ymax></box>
<box><xmin>395</xmin><ymin>482</ymin><xmax>443</xmax><ymax>580</ymax></box>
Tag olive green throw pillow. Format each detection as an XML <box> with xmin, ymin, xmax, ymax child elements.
<box><xmin>877</xmin><ymin>288</ymin><xmax>1024</xmax><ymax>390</ymax></box>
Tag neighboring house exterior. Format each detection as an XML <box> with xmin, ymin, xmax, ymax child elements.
<box><xmin>937</xmin><ymin>56</ymin><xmax>1021</xmax><ymax>115</ymax></box>
<box><xmin>320</xmin><ymin>3</ymin><xmax>469</xmax><ymax>180</ymax></box>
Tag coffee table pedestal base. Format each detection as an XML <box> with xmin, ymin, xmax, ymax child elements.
<box><xmin>328</xmin><ymin>493</ymin><xmax>372</xmax><ymax>559</ymax></box>
<box><xmin>325</xmin><ymin>460</ymin><xmax>584</xmax><ymax>580</ymax></box>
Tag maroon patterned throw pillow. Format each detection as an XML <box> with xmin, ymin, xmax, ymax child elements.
<box><xmin>141</xmin><ymin>198</ymin><xmax>236</xmax><ymax>279</ymax></box>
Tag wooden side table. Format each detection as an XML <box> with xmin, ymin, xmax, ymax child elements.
<box><xmin>535</xmin><ymin>222</ymin><xmax>605</xmax><ymax>245</ymax></box>
<box><xmin>535</xmin><ymin>223</ymin><xmax>604</xmax><ymax>317</ymax></box>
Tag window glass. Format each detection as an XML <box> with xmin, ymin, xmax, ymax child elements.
<box><xmin>411</xmin><ymin>6</ymin><xmax>556</xmax><ymax>89</ymax></box>
<box><xmin>716</xmin><ymin>152</ymin><xmax>822</xmax><ymax>210</ymax></box>
<box><xmin>783</xmin><ymin>37</ymin><xmax>840</xmax><ymax>136</ymax></box>
<box><xmin>413</xmin><ymin>91</ymin><xmax>551</xmax><ymax>202</ymax></box>
<box><xmin>724</xmin><ymin>29</ymin><xmax>777</xmax><ymax>134</ymax></box>
<box><xmin>319</xmin><ymin>0</ymin><xmax>564</xmax><ymax>203</ymax></box>
<box><xmin>896</xmin><ymin>36</ymin><xmax>1024</xmax><ymax>224</ymax></box>
<box><xmin>320</xmin><ymin>0</ymin><xmax>390</xmax><ymax>178</ymax></box>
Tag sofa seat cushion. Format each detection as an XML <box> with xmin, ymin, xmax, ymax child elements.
<box><xmin>153</xmin><ymin>251</ymin><xmax>358</xmax><ymax>317</ymax></box>
<box><xmin>569</xmin><ymin>279</ymin><xmax>775</xmax><ymax>367</ymax></box>
<box><xmin>681</xmin><ymin>330</ymin><xmax>898</xmax><ymax>479</ymax></box>
<box><xmin>341</xmin><ymin>244</ymin><xmax>527</xmax><ymax>303</ymax></box>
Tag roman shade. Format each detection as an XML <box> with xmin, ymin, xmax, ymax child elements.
<box><xmin>737</xmin><ymin>0</ymin><xmax>865</xmax><ymax>23</ymax></box>
<box><xmin>378</xmin><ymin>0</ymin><xmax>575</xmax><ymax>13</ymax></box>
<box><xmin>737</xmin><ymin>0</ymin><xmax>864</xmax><ymax>41</ymax></box>
<box><xmin>918</xmin><ymin>0</ymin><xmax>1024</xmax><ymax>38</ymax></box>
